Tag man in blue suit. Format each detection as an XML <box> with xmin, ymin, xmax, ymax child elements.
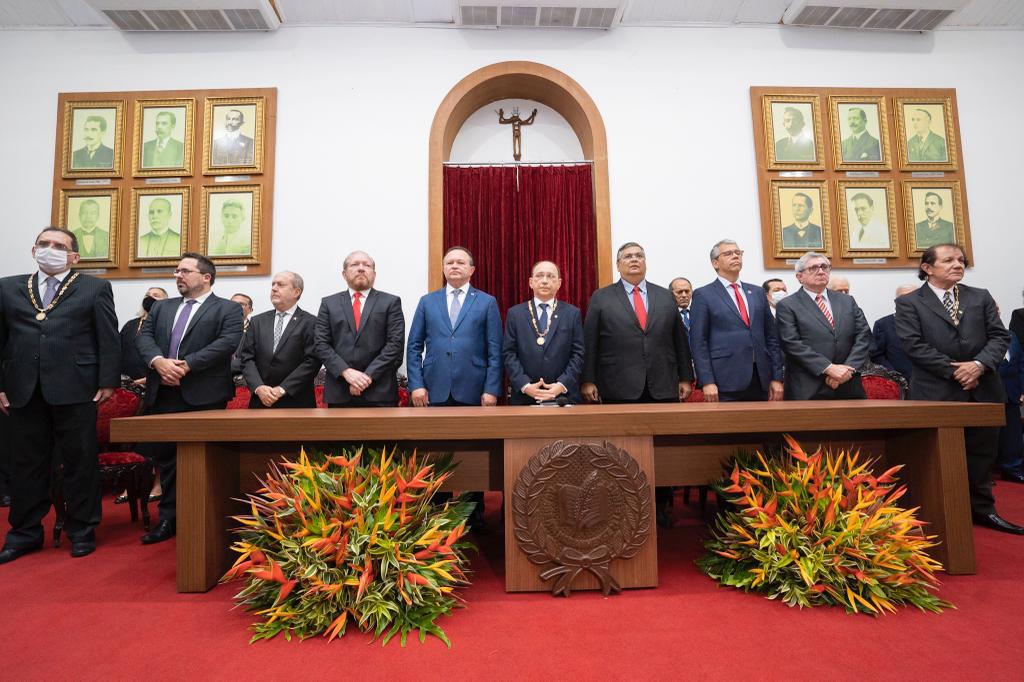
<box><xmin>503</xmin><ymin>261</ymin><xmax>584</xmax><ymax>405</ymax></box>
<box><xmin>870</xmin><ymin>284</ymin><xmax>917</xmax><ymax>380</ymax></box>
<box><xmin>689</xmin><ymin>239</ymin><xmax>784</xmax><ymax>401</ymax></box>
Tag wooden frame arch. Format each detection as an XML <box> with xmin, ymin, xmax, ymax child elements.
<box><xmin>427</xmin><ymin>61</ymin><xmax>612</xmax><ymax>287</ymax></box>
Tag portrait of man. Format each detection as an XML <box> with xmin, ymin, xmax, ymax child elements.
<box><xmin>67</xmin><ymin>197</ymin><xmax>110</xmax><ymax>260</ymax></box>
<box><xmin>845</xmin><ymin>188</ymin><xmax>891</xmax><ymax>250</ymax></box>
<box><xmin>780</xmin><ymin>190</ymin><xmax>824</xmax><ymax>251</ymax></box>
<box><xmin>210</xmin><ymin>106</ymin><xmax>256</xmax><ymax>167</ymax></box>
<box><xmin>207</xmin><ymin>193</ymin><xmax>253</xmax><ymax>257</ymax></box>
<box><xmin>913</xmin><ymin>189</ymin><xmax>956</xmax><ymax>249</ymax></box>
<box><xmin>70</xmin><ymin>111</ymin><xmax>115</xmax><ymax>170</ymax></box>
<box><xmin>905</xmin><ymin>105</ymin><xmax>948</xmax><ymax>163</ymax></box>
<box><xmin>772</xmin><ymin>103</ymin><xmax>816</xmax><ymax>162</ymax></box>
<box><xmin>839</xmin><ymin>105</ymin><xmax>881</xmax><ymax>162</ymax></box>
<box><xmin>141</xmin><ymin>108</ymin><xmax>186</xmax><ymax>169</ymax></box>
<box><xmin>136</xmin><ymin>195</ymin><xmax>183</xmax><ymax>259</ymax></box>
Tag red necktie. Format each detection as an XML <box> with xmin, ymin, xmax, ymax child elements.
<box><xmin>352</xmin><ymin>291</ymin><xmax>362</xmax><ymax>331</ymax></box>
<box><xmin>816</xmin><ymin>294</ymin><xmax>834</xmax><ymax>329</ymax></box>
<box><xmin>731</xmin><ymin>283</ymin><xmax>750</xmax><ymax>327</ymax></box>
<box><xmin>632</xmin><ymin>286</ymin><xmax>647</xmax><ymax>329</ymax></box>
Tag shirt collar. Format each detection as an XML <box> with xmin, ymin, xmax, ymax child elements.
<box><xmin>447</xmin><ymin>283</ymin><xmax>469</xmax><ymax>297</ymax></box>
<box><xmin>39</xmin><ymin>268</ymin><xmax>71</xmax><ymax>283</ymax></box>
<box><xmin>186</xmin><ymin>290</ymin><xmax>213</xmax><ymax>305</ymax></box>
<box><xmin>717</xmin><ymin>275</ymin><xmax>741</xmax><ymax>290</ymax></box>
<box><xmin>348</xmin><ymin>288</ymin><xmax>371</xmax><ymax>300</ymax></box>
<box><xmin>803</xmin><ymin>287</ymin><xmax>829</xmax><ymax>302</ymax></box>
<box><xmin>620</xmin><ymin>279</ymin><xmax>646</xmax><ymax>295</ymax></box>
<box><xmin>274</xmin><ymin>304</ymin><xmax>298</xmax><ymax>317</ymax></box>
<box><xmin>927</xmin><ymin>281</ymin><xmax>955</xmax><ymax>299</ymax></box>
<box><xmin>534</xmin><ymin>297</ymin><xmax>555</xmax><ymax>310</ymax></box>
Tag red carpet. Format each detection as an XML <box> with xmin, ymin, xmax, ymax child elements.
<box><xmin>1</xmin><ymin>484</ymin><xmax>1022</xmax><ymax>680</ymax></box>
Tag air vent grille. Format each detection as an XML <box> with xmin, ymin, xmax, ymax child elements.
<box><xmin>102</xmin><ymin>9</ymin><xmax>155</xmax><ymax>30</ymax></box>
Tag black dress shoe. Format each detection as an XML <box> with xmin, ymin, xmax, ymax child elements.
<box><xmin>1000</xmin><ymin>469</ymin><xmax>1024</xmax><ymax>484</ymax></box>
<box><xmin>972</xmin><ymin>512</ymin><xmax>1024</xmax><ymax>535</ymax></box>
<box><xmin>0</xmin><ymin>495</ymin><xmax>10</xmax><ymax>508</ymax></box>
<box><xmin>114</xmin><ymin>493</ymin><xmax>128</xmax><ymax>504</ymax></box>
<box><xmin>0</xmin><ymin>543</ymin><xmax>42</xmax><ymax>564</ymax></box>
<box><xmin>70</xmin><ymin>541</ymin><xmax>96</xmax><ymax>558</ymax></box>
<box><xmin>141</xmin><ymin>519</ymin><xmax>176</xmax><ymax>544</ymax></box>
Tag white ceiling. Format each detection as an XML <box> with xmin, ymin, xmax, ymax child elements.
<box><xmin>1</xmin><ymin>0</ymin><xmax>1022</xmax><ymax>29</ymax></box>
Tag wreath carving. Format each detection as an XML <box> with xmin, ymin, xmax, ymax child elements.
<box><xmin>512</xmin><ymin>440</ymin><xmax>652</xmax><ymax>597</ymax></box>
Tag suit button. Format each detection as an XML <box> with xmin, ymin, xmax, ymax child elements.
<box><xmin>446</xmin><ymin>352</ymin><xmax>451</xmax><ymax>356</ymax></box>
<box><xmin>33</xmin><ymin>354</ymin><xmax>39</xmax><ymax>360</ymax></box>
<box><xmin>40</xmin><ymin>334</ymin><xmax>46</xmax><ymax>339</ymax></box>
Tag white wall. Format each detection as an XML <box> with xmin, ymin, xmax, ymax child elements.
<box><xmin>450</xmin><ymin>99</ymin><xmax>583</xmax><ymax>163</ymax></box>
<box><xmin>1</xmin><ymin>25</ymin><xmax>1022</xmax><ymax>332</ymax></box>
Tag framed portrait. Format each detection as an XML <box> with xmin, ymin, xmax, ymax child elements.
<box><xmin>829</xmin><ymin>96</ymin><xmax>891</xmax><ymax>171</ymax></box>
<box><xmin>200</xmin><ymin>184</ymin><xmax>262</xmax><ymax>265</ymax></box>
<box><xmin>129</xmin><ymin>187</ymin><xmax>190</xmax><ymax>267</ymax></box>
<box><xmin>770</xmin><ymin>180</ymin><xmax>832</xmax><ymax>257</ymax></box>
<box><xmin>835</xmin><ymin>181</ymin><xmax>898</xmax><ymax>258</ymax></box>
<box><xmin>762</xmin><ymin>95</ymin><xmax>825</xmax><ymax>170</ymax></box>
<box><xmin>61</xmin><ymin>100</ymin><xmax>125</xmax><ymax>178</ymax></box>
<box><xmin>203</xmin><ymin>97</ymin><xmax>265</xmax><ymax>175</ymax></box>
<box><xmin>895</xmin><ymin>97</ymin><xmax>958</xmax><ymax>171</ymax></box>
<box><xmin>58</xmin><ymin>188</ymin><xmax>119</xmax><ymax>267</ymax></box>
<box><xmin>132</xmin><ymin>98</ymin><xmax>195</xmax><ymax>177</ymax></box>
<box><xmin>903</xmin><ymin>181</ymin><xmax>965</xmax><ymax>255</ymax></box>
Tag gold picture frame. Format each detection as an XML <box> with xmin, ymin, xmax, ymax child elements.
<box><xmin>829</xmin><ymin>95</ymin><xmax>891</xmax><ymax>171</ymax></box>
<box><xmin>58</xmin><ymin>187</ymin><xmax>120</xmax><ymax>268</ymax></box>
<box><xmin>61</xmin><ymin>99</ymin><xmax>125</xmax><ymax>178</ymax></box>
<box><xmin>199</xmin><ymin>184</ymin><xmax>262</xmax><ymax>265</ymax></box>
<box><xmin>895</xmin><ymin>97</ymin><xmax>958</xmax><ymax>171</ymax></box>
<box><xmin>202</xmin><ymin>96</ymin><xmax>265</xmax><ymax>175</ymax></box>
<box><xmin>762</xmin><ymin>94</ymin><xmax>825</xmax><ymax>171</ymax></box>
<box><xmin>770</xmin><ymin>179</ymin><xmax>832</xmax><ymax>257</ymax></box>
<box><xmin>132</xmin><ymin>98</ymin><xmax>195</xmax><ymax>178</ymax></box>
<box><xmin>128</xmin><ymin>186</ymin><xmax>191</xmax><ymax>267</ymax></box>
<box><xmin>903</xmin><ymin>180</ymin><xmax>965</xmax><ymax>255</ymax></box>
<box><xmin>836</xmin><ymin>180</ymin><xmax>899</xmax><ymax>259</ymax></box>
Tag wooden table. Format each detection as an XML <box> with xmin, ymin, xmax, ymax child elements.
<box><xmin>111</xmin><ymin>400</ymin><xmax>1003</xmax><ymax>593</ymax></box>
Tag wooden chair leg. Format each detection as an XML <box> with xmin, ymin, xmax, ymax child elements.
<box><xmin>682</xmin><ymin>486</ymin><xmax>692</xmax><ymax>505</ymax></box>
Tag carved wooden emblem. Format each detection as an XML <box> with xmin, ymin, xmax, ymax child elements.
<box><xmin>512</xmin><ymin>440</ymin><xmax>651</xmax><ymax>597</ymax></box>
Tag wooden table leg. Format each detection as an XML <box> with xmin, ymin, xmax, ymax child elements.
<box><xmin>885</xmin><ymin>427</ymin><xmax>975</xmax><ymax>575</ymax></box>
<box><xmin>176</xmin><ymin>442</ymin><xmax>239</xmax><ymax>592</ymax></box>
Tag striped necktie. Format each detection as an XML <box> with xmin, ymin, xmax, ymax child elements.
<box><xmin>815</xmin><ymin>294</ymin><xmax>834</xmax><ymax>329</ymax></box>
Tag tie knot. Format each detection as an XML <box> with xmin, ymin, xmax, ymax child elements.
<box><xmin>540</xmin><ymin>303</ymin><xmax>548</xmax><ymax>310</ymax></box>
<box><xmin>731</xmin><ymin>283</ymin><xmax>740</xmax><ymax>291</ymax></box>
<box><xmin>46</xmin><ymin>276</ymin><xmax>58</xmax><ymax>287</ymax></box>
<box><xmin>353</xmin><ymin>291</ymin><xmax>362</xmax><ymax>300</ymax></box>
<box><xmin>816</xmin><ymin>294</ymin><xmax>824</xmax><ymax>302</ymax></box>
<box><xmin>278</xmin><ymin>311</ymin><xmax>286</xmax><ymax>318</ymax></box>
<box><xmin>452</xmin><ymin>289</ymin><xmax>461</xmax><ymax>298</ymax></box>
<box><xmin>184</xmin><ymin>298</ymin><xmax>196</xmax><ymax>306</ymax></box>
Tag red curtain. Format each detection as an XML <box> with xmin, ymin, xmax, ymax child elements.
<box><xmin>443</xmin><ymin>164</ymin><xmax>596</xmax><ymax>318</ymax></box>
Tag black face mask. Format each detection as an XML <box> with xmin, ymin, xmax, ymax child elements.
<box><xmin>142</xmin><ymin>295</ymin><xmax>156</xmax><ymax>313</ymax></box>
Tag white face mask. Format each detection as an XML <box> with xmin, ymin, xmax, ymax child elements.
<box><xmin>770</xmin><ymin>290</ymin><xmax>787</xmax><ymax>304</ymax></box>
<box><xmin>34</xmin><ymin>247</ymin><xmax>70</xmax><ymax>273</ymax></box>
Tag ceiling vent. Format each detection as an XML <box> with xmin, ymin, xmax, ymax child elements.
<box><xmin>84</xmin><ymin>0</ymin><xmax>281</xmax><ymax>31</ymax></box>
<box><xmin>782</xmin><ymin>0</ymin><xmax>967</xmax><ymax>31</ymax></box>
<box><xmin>457</xmin><ymin>1</ymin><xmax>623</xmax><ymax>29</ymax></box>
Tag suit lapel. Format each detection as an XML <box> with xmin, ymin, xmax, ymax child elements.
<box><xmin>160</xmin><ymin>297</ymin><xmax>184</xmax><ymax>345</ymax></box>
<box><xmin>614</xmin><ymin>280</ymin><xmax>644</xmax><ymax>331</ymax></box>
<box><xmin>182</xmin><ymin>293</ymin><xmax>218</xmax><ymax>343</ymax></box>
<box><xmin>274</xmin><ymin>307</ymin><xmax>304</xmax><ymax>353</ymax></box>
<box><xmin>796</xmin><ymin>289</ymin><xmax>835</xmax><ymax>335</ymax></box>
<box><xmin>452</xmin><ymin>286</ymin><xmax>479</xmax><ymax>333</ymax></box>
<box><xmin>917</xmin><ymin>285</ymin><xmax>957</xmax><ymax>328</ymax></box>
<box><xmin>355</xmin><ymin>290</ymin><xmax>378</xmax><ymax>341</ymax></box>
<box><xmin>711</xmin><ymin>280</ymin><xmax>745</xmax><ymax>325</ymax></box>
<box><xmin>434</xmin><ymin>287</ymin><xmax>453</xmax><ymax>332</ymax></box>
<box><xmin>339</xmin><ymin>291</ymin><xmax>357</xmax><ymax>335</ymax></box>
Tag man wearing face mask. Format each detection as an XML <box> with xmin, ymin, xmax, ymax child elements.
<box><xmin>119</xmin><ymin>287</ymin><xmax>168</xmax><ymax>383</ymax></box>
<box><xmin>763</xmin><ymin>279</ymin><xmax>788</xmax><ymax>318</ymax></box>
<box><xmin>0</xmin><ymin>228</ymin><xmax>119</xmax><ymax>563</ymax></box>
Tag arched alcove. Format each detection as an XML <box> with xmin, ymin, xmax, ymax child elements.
<box><xmin>427</xmin><ymin>61</ymin><xmax>612</xmax><ymax>287</ymax></box>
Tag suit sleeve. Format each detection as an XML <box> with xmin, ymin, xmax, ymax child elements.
<box><xmin>279</xmin><ymin>317</ymin><xmax>322</xmax><ymax>397</ymax></box>
<box><xmin>843</xmin><ymin>297</ymin><xmax>873</xmax><ymax>370</ymax></box>
<box><xmin>484</xmin><ymin>298</ymin><xmax>504</xmax><ymax>397</ymax></box>
<box><xmin>556</xmin><ymin>308</ymin><xmax>586</xmax><ymax>390</ymax></box>
<box><xmin>364</xmin><ymin>296</ymin><xmax>405</xmax><ymax>381</ymax></box>
<box><xmin>94</xmin><ymin>280</ymin><xmax>121</xmax><ymax>388</ymax></box>
<box><xmin>775</xmin><ymin>300</ymin><xmax>832</xmax><ymax>376</ymax></box>
<box><xmin>763</xmin><ymin>297</ymin><xmax>784</xmax><ymax>381</ymax></box>
<box><xmin>672</xmin><ymin>302</ymin><xmax>694</xmax><ymax>382</ymax></box>
<box><xmin>895</xmin><ymin>296</ymin><xmax>955</xmax><ymax>380</ymax></box>
<box><xmin>238</xmin><ymin>316</ymin><xmax>264</xmax><ymax>390</ymax></box>
<box><xmin>688</xmin><ymin>290</ymin><xmax>714</xmax><ymax>386</ymax></box>
<box><xmin>581</xmin><ymin>292</ymin><xmax>601</xmax><ymax>384</ymax></box>
<box><xmin>502</xmin><ymin>309</ymin><xmax>530</xmax><ymax>393</ymax></box>
<box><xmin>975</xmin><ymin>291</ymin><xmax>1011</xmax><ymax>371</ymax></box>
<box><xmin>314</xmin><ymin>298</ymin><xmax>349</xmax><ymax>378</ymax></box>
<box><xmin>406</xmin><ymin>299</ymin><xmax>426</xmax><ymax>391</ymax></box>
<box><xmin>183</xmin><ymin>302</ymin><xmax>243</xmax><ymax>373</ymax></box>
<box><xmin>1010</xmin><ymin>309</ymin><xmax>1024</xmax><ymax>348</ymax></box>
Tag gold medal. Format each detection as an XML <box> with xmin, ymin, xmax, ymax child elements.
<box><xmin>536</xmin><ymin>337</ymin><xmax>545</xmax><ymax>345</ymax></box>
<box><xmin>36</xmin><ymin>312</ymin><xmax>46</xmax><ymax>321</ymax></box>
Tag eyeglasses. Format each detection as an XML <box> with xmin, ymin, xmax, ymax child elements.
<box><xmin>36</xmin><ymin>240</ymin><xmax>72</xmax><ymax>252</ymax></box>
<box><xmin>173</xmin><ymin>268</ymin><xmax>199</xmax><ymax>276</ymax></box>
<box><xmin>803</xmin><ymin>264</ymin><xmax>832</xmax><ymax>273</ymax></box>
<box><xmin>619</xmin><ymin>252</ymin><xmax>646</xmax><ymax>261</ymax></box>
<box><xmin>718</xmin><ymin>249</ymin><xmax>744</xmax><ymax>258</ymax></box>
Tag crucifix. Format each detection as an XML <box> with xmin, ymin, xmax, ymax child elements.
<box><xmin>497</xmin><ymin>106</ymin><xmax>538</xmax><ymax>161</ymax></box>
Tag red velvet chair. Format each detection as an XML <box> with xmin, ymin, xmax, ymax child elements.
<box><xmin>860</xmin><ymin>363</ymin><xmax>908</xmax><ymax>400</ymax></box>
<box><xmin>227</xmin><ymin>385</ymin><xmax>252</xmax><ymax>409</ymax></box>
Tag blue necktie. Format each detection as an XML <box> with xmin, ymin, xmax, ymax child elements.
<box><xmin>449</xmin><ymin>289</ymin><xmax>462</xmax><ymax>327</ymax></box>
<box><xmin>538</xmin><ymin>303</ymin><xmax>549</xmax><ymax>333</ymax></box>
<box><xmin>681</xmin><ymin>308</ymin><xmax>690</xmax><ymax>331</ymax></box>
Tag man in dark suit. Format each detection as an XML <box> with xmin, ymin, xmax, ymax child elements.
<box><xmin>781</xmin><ymin>193</ymin><xmax>824</xmax><ymax>250</ymax></box>
<box><xmin>407</xmin><ymin>246</ymin><xmax>503</xmax><ymax>408</ymax></box>
<box><xmin>503</xmin><ymin>261</ymin><xmax>584</xmax><ymax>405</ymax></box>
<box><xmin>870</xmin><ymin>284</ymin><xmax>918</xmax><ymax>380</ymax></box>
<box><xmin>669</xmin><ymin>277</ymin><xmax>693</xmax><ymax>334</ymax></box>
<box><xmin>0</xmin><ymin>227</ymin><xmax>119</xmax><ymax>563</ymax></box>
<box><xmin>135</xmin><ymin>252</ymin><xmax>243</xmax><ymax>544</ymax></box>
<box><xmin>229</xmin><ymin>292</ymin><xmax>253</xmax><ymax>376</ymax></box>
<box><xmin>689</xmin><ymin>240</ymin><xmax>784</xmax><ymax>402</ymax></box>
<box><xmin>238</xmin><ymin>272</ymin><xmax>320</xmax><ymax>409</ymax></box>
<box><xmin>315</xmin><ymin>251</ymin><xmax>405</xmax><ymax>407</ymax></box>
<box><xmin>775</xmin><ymin>252</ymin><xmax>872</xmax><ymax>400</ymax></box>
<box><xmin>71</xmin><ymin>115</ymin><xmax>114</xmax><ymax>169</ymax></box>
<box><xmin>582</xmin><ymin>242</ymin><xmax>693</xmax><ymax>526</ymax></box>
<box><xmin>895</xmin><ymin>243</ymin><xmax>1023</xmax><ymax>534</ymax></box>
<box><xmin>211</xmin><ymin>109</ymin><xmax>255</xmax><ymax>166</ymax></box>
